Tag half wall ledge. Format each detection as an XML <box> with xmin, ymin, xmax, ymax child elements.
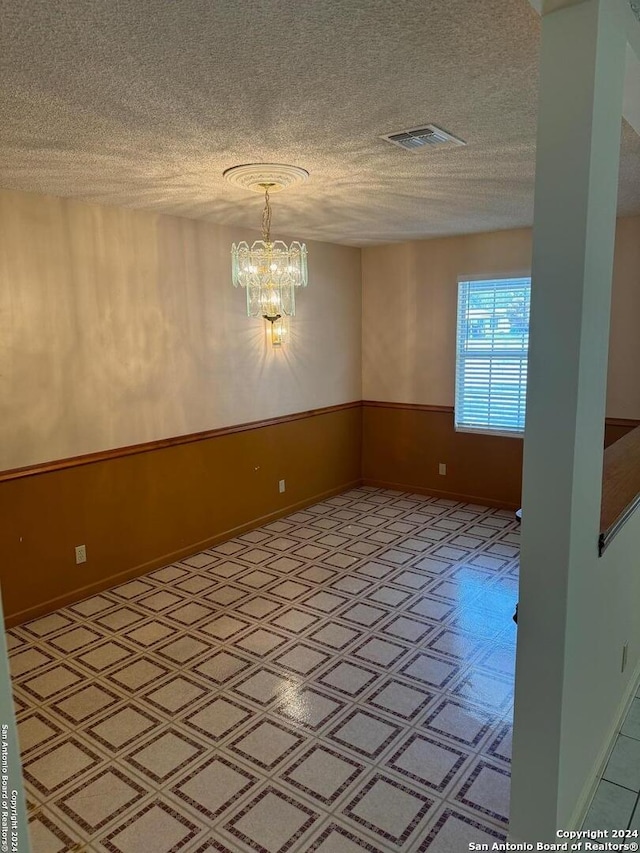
<box><xmin>599</xmin><ymin>425</ymin><xmax>640</xmax><ymax>555</ymax></box>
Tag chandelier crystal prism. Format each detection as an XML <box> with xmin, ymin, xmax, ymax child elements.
<box><xmin>231</xmin><ymin>185</ymin><xmax>308</xmax><ymax>319</ymax></box>
<box><xmin>225</xmin><ymin>164</ymin><xmax>309</xmax><ymax>328</ymax></box>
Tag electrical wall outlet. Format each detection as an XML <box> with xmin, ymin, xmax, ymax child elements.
<box><xmin>279</xmin><ymin>479</ymin><xmax>286</xmax><ymax>494</ymax></box>
<box><xmin>622</xmin><ymin>642</ymin><xmax>629</xmax><ymax>673</ymax></box>
<box><xmin>75</xmin><ymin>544</ymin><xmax>87</xmax><ymax>564</ymax></box>
<box><xmin>438</xmin><ymin>463</ymin><xmax>447</xmax><ymax>476</ymax></box>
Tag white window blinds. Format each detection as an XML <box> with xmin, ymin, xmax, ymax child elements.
<box><xmin>455</xmin><ymin>277</ymin><xmax>531</xmax><ymax>435</ymax></box>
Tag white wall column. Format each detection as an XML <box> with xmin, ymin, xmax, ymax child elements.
<box><xmin>510</xmin><ymin>0</ymin><xmax>627</xmax><ymax>840</ymax></box>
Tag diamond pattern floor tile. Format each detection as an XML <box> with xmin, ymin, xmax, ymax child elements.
<box><xmin>182</xmin><ymin>695</ymin><xmax>253</xmax><ymax>743</ymax></box>
<box><xmin>224</xmin><ymin>785</ymin><xmax>319</xmax><ymax>853</ymax></box>
<box><xmin>171</xmin><ymin>754</ymin><xmax>258</xmax><ymax>821</ymax></box>
<box><xmin>273</xmin><ymin>687</ymin><xmax>346</xmax><ymax>733</ymax></box>
<box><xmin>386</xmin><ymin>732</ymin><xmax>470</xmax><ymax>795</ymax></box>
<box><xmin>17</xmin><ymin>712</ymin><xmax>65</xmax><ymax>756</ymax></box>
<box><xmin>98</xmin><ymin>799</ymin><xmax>203</xmax><ymax>852</ymax></box>
<box><xmin>342</xmin><ymin>772</ymin><xmax>435</xmax><ymax>847</ymax></box>
<box><xmin>28</xmin><ymin>812</ymin><xmax>79</xmax><ymax>853</ymax></box>
<box><xmin>418</xmin><ymin>806</ymin><xmax>507</xmax><ymax>851</ymax></box>
<box><xmin>280</xmin><ymin>743</ymin><xmax>364</xmax><ymax>806</ymax></box>
<box><xmin>124</xmin><ymin>727</ymin><xmax>206</xmax><ymax>784</ymax></box>
<box><xmin>453</xmin><ymin>758</ymin><xmax>511</xmax><ymax>825</ymax></box>
<box><xmin>327</xmin><ymin>709</ymin><xmax>403</xmax><ymax>761</ymax></box>
<box><xmin>85</xmin><ymin>704</ymin><xmax>161</xmax><ymax>753</ymax></box>
<box><xmin>23</xmin><ymin>736</ymin><xmax>104</xmax><ymax>797</ymax></box>
<box><xmin>305</xmin><ymin>821</ymin><xmax>390</xmax><ymax>852</ymax></box>
<box><xmin>228</xmin><ymin>718</ymin><xmax>305</xmax><ymax>771</ymax></box>
<box><xmin>55</xmin><ymin>766</ymin><xmax>147</xmax><ymax>834</ymax></box>
<box><xmin>12</xmin><ymin>488</ymin><xmax>520</xmax><ymax>850</ymax></box>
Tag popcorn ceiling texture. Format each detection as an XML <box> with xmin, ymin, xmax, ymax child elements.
<box><xmin>1</xmin><ymin>0</ymin><xmax>639</xmax><ymax>246</ymax></box>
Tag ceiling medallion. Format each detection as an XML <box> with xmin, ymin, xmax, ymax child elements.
<box><xmin>223</xmin><ymin>163</ymin><xmax>309</xmax><ymax>193</ymax></box>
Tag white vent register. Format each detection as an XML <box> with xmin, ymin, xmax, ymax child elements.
<box><xmin>380</xmin><ymin>124</ymin><xmax>466</xmax><ymax>152</ymax></box>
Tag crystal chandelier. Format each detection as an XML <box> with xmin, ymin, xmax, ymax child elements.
<box><xmin>224</xmin><ymin>164</ymin><xmax>309</xmax><ymax>346</ymax></box>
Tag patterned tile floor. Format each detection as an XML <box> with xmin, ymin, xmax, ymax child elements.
<box><xmin>8</xmin><ymin>486</ymin><xmax>519</xmax><ymax>852</ymax></box>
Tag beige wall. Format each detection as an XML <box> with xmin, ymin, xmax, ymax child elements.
<box><xmin>362</xmin><ymin>216</ymin><xmax>640</xmax><ymax>417</ymax></box>
<box><xmin>2</xmin><ymin>188</ymin><xmax>637</xmax><ymax>475</ymax></box>
<box><xmin>362</xmin><ymin>228</ymin><xmax>532</xmax><ymax>406</ymax></box>
<box><xmin>0</xmin><ymin>189</ymin><xmax>362</xmax><ymax>471</ymax></box>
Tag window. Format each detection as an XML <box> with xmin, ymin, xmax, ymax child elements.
<box><xmin>455</xmin><ymin>277</ymin><xmax>531</xmax><ymax>436</ymax></box>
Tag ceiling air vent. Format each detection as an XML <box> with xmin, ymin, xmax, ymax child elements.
<box><xmin>380</xmin><ymin>124</ymin><xmax>466</xmax><ymax>152</ymax></box>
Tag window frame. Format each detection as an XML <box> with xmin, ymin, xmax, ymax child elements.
<box><xmin>454</xmin><ymin>274</ymin><xmax>532</xmax><ymax>438</ymax></box>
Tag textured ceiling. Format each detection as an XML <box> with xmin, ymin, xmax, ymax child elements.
<box><xmin>1</xmin><ymin>0</ymin><xmax>639</xmax><ymax>246</ymax></box>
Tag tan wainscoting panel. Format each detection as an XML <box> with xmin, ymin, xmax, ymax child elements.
<box><xmin>361</xmin><ymin>401</ymin><xmax>524</xmax><ymax>509</ymax></box>
<box><xmin>0</xmin><ymin>403</ymin><xmax>362</xmax><ymax>626</ymax></box>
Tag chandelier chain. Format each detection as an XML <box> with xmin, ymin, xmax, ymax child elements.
<box><xmin>261</xmin><ymin>187</ymin><xmax>272</xmax><ymax>243</ymax></box>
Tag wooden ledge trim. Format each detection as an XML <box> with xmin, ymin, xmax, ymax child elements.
<box><xmin>2</xmin><ymin>398</ymin><xmax>637</xmax><ymax>485</ymax></box>
<box><xmin>605</xmin><ymin>417</ymin><xmax>640</xmax><ymax>429</ymax></box>
<box><xmin>362</xmin><ymin>403</ymin><xmax>640</xmax><ymax>427</ymax></box>
<box><xmin>0</xmin><ymin>400</ymin><xmax>361</xmax><ymax>483</ymax></box>
<box><xmin>362</xmin><ymin>400</ymin><xmax>454</xmax><ymax>414</ymax></box>
<box><xmin>600</xmin><ymin>424</ymin><xmax>640</xmax><ymax>554</ymax></box>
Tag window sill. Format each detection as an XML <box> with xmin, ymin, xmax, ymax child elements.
<box><xmin>454</xmin><ymin>426</ymin><xmax>525</xmax><ymax>439</ymax></box>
